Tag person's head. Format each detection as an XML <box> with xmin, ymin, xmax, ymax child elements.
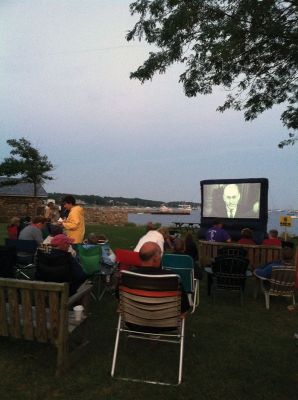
<box><xmin>184</xmin><ymin>233</ymin><xmax>195</xmax><ymax>248</ymax></box>
<box><xmin>87</xmin><ymin>232</ymin><xmax>98</xmax><ymax>245</ymax></box>
<box><xmin>173</xmin><ymin>238</ymin><xmax>185</xmax><ymax>253</ymax></box>
<box><xmin>281</xmin><ymin>247</ymin><xmax>294</xmax><ymax>263</ymax></box>
<box><xmin>49</xmin><ymin>224</ymin><xmax>63</xmax><ymax>236</ymax></box>
<box><xmin>32</xmin><ymin>216</ymin><xmax>46</xmax><ymax>229</ymax></box>
<box><xmin>47</xmin><ymin>201</ymin><xmax>54</xmax><ymax>208</ymax></box>
<box><xmin>10</xmin><ymin>217</ymin><xmax>20</xmax><ymax>226</ymax></box>
<box><xmin>157</xmin><ymin>227</ymin><xmax>170</xmax><ymax>239</ymax></box>
<box><xmin>268</xmin><ymin>229</ymin><xmax>278</xmax><ymax>239</ymax></box>
<box><xmin>223</xmin><ymin>184</ymin><xmax>241</xmax><ymax>209</ymax></box>
<box><xmin>240</xmin><ymin>228</ymin><xmax>253</xmax><ymax>239</ymax></box>
<box><xmin>97</xmin><ymin>234</ymin><xmax>108</xmax><ymax>243</ymax></box>
<box><xmin>146</xmin><ymin>221</ymin><xmax>155</xmax><ymax>232</ymax></box>
<box><xmin>212</xmin><ymin>219</ymin><xmax>223</xmax><ymax>228</ymax></box>
<box><xmin>51</xmin><ymin>234</ymin><xmax>74</xmax><ymax>251</ymax></box>
<box><xmin>62</xmin><ymin>195</ymin><xmax>76</xmax><ymax>211</ymax></box>
<box><xmin>139</xmin><ymin>242</ymin><xmax>162</xmax><ymax>267</ymax></box>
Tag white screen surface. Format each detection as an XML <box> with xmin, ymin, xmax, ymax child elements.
<box><xmin>202</xmin><ymin>183</ymin><xmax>261</xmax><ymax>219</ymax></box>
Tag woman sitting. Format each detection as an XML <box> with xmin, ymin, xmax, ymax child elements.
<box><xmin>237</xmin><ymin>228</ymin><xmax>256</xmax><ymax>245</ymax></box>
<box><xmin>35</xmin><ymin>234</ymin><xmax>87</xmax><ymax>296</ymax></box>
<box><xmin>7</xmin><ymin>217</ymin><xmax>21</xmax><ymax>240</ymax></box>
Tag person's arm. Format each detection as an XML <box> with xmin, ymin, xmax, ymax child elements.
<box><xmin>62</xmin><ymin>210</ymin><xmax>80</xmax><ymax>231</ymax></box>
<box><xmin>32</xmin><ymin>228</ymin><xmax>43</xmax><ymax>244</ymax></box>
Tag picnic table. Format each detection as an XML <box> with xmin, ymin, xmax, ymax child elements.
<box><xmin>172</xmin><ymin>222</ymin><xmax>200</xmax><ymax>231</ymax></box>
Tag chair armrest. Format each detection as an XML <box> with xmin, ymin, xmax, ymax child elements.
<box><xmin>68</xmin><ymin>283</ymin><xmax>93</xmax><ymax>307</ymax></box>
<box><xmin>253</xmin><ymin>272</ymin><xmax>269</xmax><ymax>281</ymax></box>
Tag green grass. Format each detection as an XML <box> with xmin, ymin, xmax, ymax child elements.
<box><xmin>0</xmin><ymin>224</ymin><xmax>298</xmax><ymax>399</ymax></box>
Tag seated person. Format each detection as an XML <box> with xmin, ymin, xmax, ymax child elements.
<box><xmin>18</xmin><ymin>216</ymin><xmax>46</xmax><ymax>245</ymax></box>
<box><xmin>7</xmin><ymin>217</ymin><xmax>21</xmax><ymax>240</ymax></box>
<box><xmin>42</xmin><ymin>224</ymin><xmax>76</xmax><ymax>257</ymax></box>
<box><xmin>184</xmin><ymin>233</ymin><xmax>203</xmax><ymax>280</ymax></box>
<box><xmin>35</xmin><ymin>234</ymin><xmax>87</xmax><ymax>296</ymax></box>
<box><xmin>254</xmin><ymin>247</ymin><xmax>294</xmax><ymax>280</ymax></box>
<box><xmin>81</xmin><ymin>233</ymin><xmax>116</xmax><ymax>280</ymax></box>
<box><xmin>237</xmin><ymin>228</ymin><xmax>256</xmax><ymax>245</ymax></box>
<box><xmin>134</xmin><ymin>226</ymin><xmax>168</xmax><ymax>254</ymax></box>
<box><xmin>43</xmin><ymin>224</ymin><xmax>63</xmax><ymax>244</ymax></box>
<box><xmin>205</xmin><ymin>220</ymin><xmax>231</xmax><ymax>243</ymax></box>
<box><xmin>129</xmin><ymin>242</ymin><xmax>189</xmax><ymax>313</ymax></box>
<box><xmin>173</xmin><ymin>238</ymin><xmax>185</xmax><ymax>254</ymax></box>
<box><xmin>97</xmin><ymin>234</ymin><xmax>116</xmax><ymax>269</ymax></box>
<box><xmin>262</xmin><ymin>229</ymin><xmax>282</xmax><ymax>247</ymax></box>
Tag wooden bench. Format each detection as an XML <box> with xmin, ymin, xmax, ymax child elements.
<box><xmin>198</xmin><ymin>241</ymin><xmax>283</xmax><ymax>270</ymax></box>
<box><xmin>0</xmin><ymin>278</ymin><xmax>92</xmax><ymax>376</ymax></box>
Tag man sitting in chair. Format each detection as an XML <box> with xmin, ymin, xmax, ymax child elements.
<box><xmin>129</xmin><ymin>241</ymin><xmax>190</xmax><ymax>313</ymax></box>
<box><xmin>254</xmin><ymin>247</ymin><xmax>294</xmax><ymax>280</ymax></box>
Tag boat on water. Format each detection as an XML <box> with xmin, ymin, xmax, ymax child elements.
<box><xmin>151</xmin><ymin>205</ymin><xmax>191</xmax><ymax>215</ymax></box>
<box><xmin>287</xmin><ymin>210</ymin><xmax>298</xmax><ymax>219</ymax></box>
<box><xmin>178</xmin><ymin>204</ymin><xmax>192</xmax><ymax>212</ymax></box>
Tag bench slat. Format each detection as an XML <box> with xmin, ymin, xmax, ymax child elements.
<box><xmin>34</xmin><ymin>290</ymin><xmax>48</xmax><ymax>342</ymax></box>
<box><xmin>48</xmin><ymin>291</ymin><xmax>61</xmax><ymax>342</ymax></box>
<box><xmin>21</xmin><ymin>289</ymin><xmax>34</xmax><ymax>340</ymax></box>
<box><xmin>0</xmin><ymin>287</ymin><xmax>8</xmax><ymax>336</ymax></box>
<box><xmin>8</xmin><ymin>288</ymin><xmax>21</xmax><ymax>338</ymax></box>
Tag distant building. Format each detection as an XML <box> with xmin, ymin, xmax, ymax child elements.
<box><xmin>0</xmin><ymin>178</ymin><xmax>47</xmax><ymax>221</ymax></box>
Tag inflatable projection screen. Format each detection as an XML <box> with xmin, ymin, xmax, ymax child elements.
<box><xmin>200</xmin><ymin>178</ymin><xmax>268</xmax><ymax>231</ymax></box>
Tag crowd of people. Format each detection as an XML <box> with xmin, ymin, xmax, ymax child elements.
<box><xmin>5</xmin><ymin>200</ymin><xmax>296</xmax><ymax>326</ymax></box>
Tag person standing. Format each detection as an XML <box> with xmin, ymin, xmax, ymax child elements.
<box><xmin>59</xmin><ymin>195</ymin><xmax>85</xmax><ymax>244</ymax></box>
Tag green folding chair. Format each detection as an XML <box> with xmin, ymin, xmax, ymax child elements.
<box><xmin>77</xmin><ymin>244</ymin><xmax>104</xmax><ymax>301</ymax></box>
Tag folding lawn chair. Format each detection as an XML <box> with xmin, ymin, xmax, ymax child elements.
<box><xmin>5</xmin><ymin>238</ymin><xmax>38</xmax><ymax>279</ymax></box>
<box><xmin>162</xmin><ymin>253</ymin><xmax>199</xmax><ymax>313</ymax></box>
<box><xmin>111</xmin><ymin>270</ymin><xmax>186</xmax><ymax>385</ymax></box>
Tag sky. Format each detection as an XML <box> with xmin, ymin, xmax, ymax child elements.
<box><xmin>0</xmin><ymin>0</ymin><xmax>297</xmax><ymax>208</ymax></box>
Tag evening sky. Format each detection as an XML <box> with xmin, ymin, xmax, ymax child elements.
<box><xmin>0</xmin><ymin>1</ymin><xmax>297</xmax><ymax>208</ymax></box>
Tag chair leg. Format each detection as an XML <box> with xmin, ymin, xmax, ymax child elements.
<box><xmin>240</xmin><ymin>289</ymin><xmax>244</xmax><ymax>307</ymax></box>
<box><xmin>264</xmin><ymin>292</ymin><xmax>270</xmax><ymax>310</ymax></box>
<box><xmin>111</xmin><ymin>315</ymin><xmax>122</xmax><ymax>377</ymax></box>
<box><xmin>191</xmin><ymin>280</ymin><xmax>199</xmax><ymax>314</ymax></box>
<box><xmin>178</xmin><ymin>318</ymin><xmax>185</xmax><ymax>385</ymax></box>
<box><xmin>292</xmin><ymin>294</ymin><xmax>296</xmax><ymax>306</ymax></box>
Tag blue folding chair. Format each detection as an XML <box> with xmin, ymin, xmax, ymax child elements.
<box><xmin>162</xmin><ymin>253</ymin><xmax>199</xmax><ymax>313</ymax></box>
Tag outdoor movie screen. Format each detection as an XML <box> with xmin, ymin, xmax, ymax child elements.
<box><xmin>202</xmin><ymin>182</ymin><xmax>261</xmax><ymax>219</ymax></box>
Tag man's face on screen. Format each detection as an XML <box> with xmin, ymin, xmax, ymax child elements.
<box><xmin>223</xmin><ymin>185</ymin><xmax>240</xmax><ymax>209</ymax></box>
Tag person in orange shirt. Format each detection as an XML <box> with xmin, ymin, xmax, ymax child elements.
<box><xmin>59</xmin><ymin>195</ymin><xmax>85</xmax><ymax>244</ymax></box>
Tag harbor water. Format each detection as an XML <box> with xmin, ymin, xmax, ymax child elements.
<box><xmin>128</xmin><ymin>210</ymin><xmax>298</xmax><ymax>236</ymax></box>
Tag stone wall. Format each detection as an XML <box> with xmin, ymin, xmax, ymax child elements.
<box><xmin>0</xmin><ymin>196</ymin><xmax>45</xmax><ymax>222</ymax></box>
<box><xmin>84</xmin><ymin>207</ymin><xmax>128</xmax><ymax>225</ymax></box>
<box><xmin>0</xmin><ymin>198</ymin><xmax>128</xmax><ymax>225</ymax></box>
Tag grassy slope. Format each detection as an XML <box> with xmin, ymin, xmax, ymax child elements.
<box><xmin>0</xmin><ymin>224</ymin><xmax>298</xmax><ymax>399</ymax></box>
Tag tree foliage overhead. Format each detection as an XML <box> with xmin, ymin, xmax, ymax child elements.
<box><xmin>0</xmin><ymin>137</ymin><xmax>54</xmax><ymax>196</ymax></box>
<box><xmin>127</xmin><ymin>0</ymin><xmax>298</xmax><ymax>146</ymax></box>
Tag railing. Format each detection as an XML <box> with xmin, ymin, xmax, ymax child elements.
<box><xmin>198</xmin><ymin>241</ymin><xmax>283</xmax><ymax>270</ymax></box>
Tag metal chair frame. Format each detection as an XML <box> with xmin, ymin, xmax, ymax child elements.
<box><xmin>111</xmin><ymin>270</ymin><xmax>186</xmax><ymax>385</ymax></box>
<box><xmin>5</xmin><ymin>239</ymin><xmax>38</xmax><ymax>279</ymax></box>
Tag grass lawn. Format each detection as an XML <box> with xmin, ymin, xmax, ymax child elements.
<box><xmin>0</xmin><ymin>224</ymin><xmax>298</xmax><ymax>399</ymax></box>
